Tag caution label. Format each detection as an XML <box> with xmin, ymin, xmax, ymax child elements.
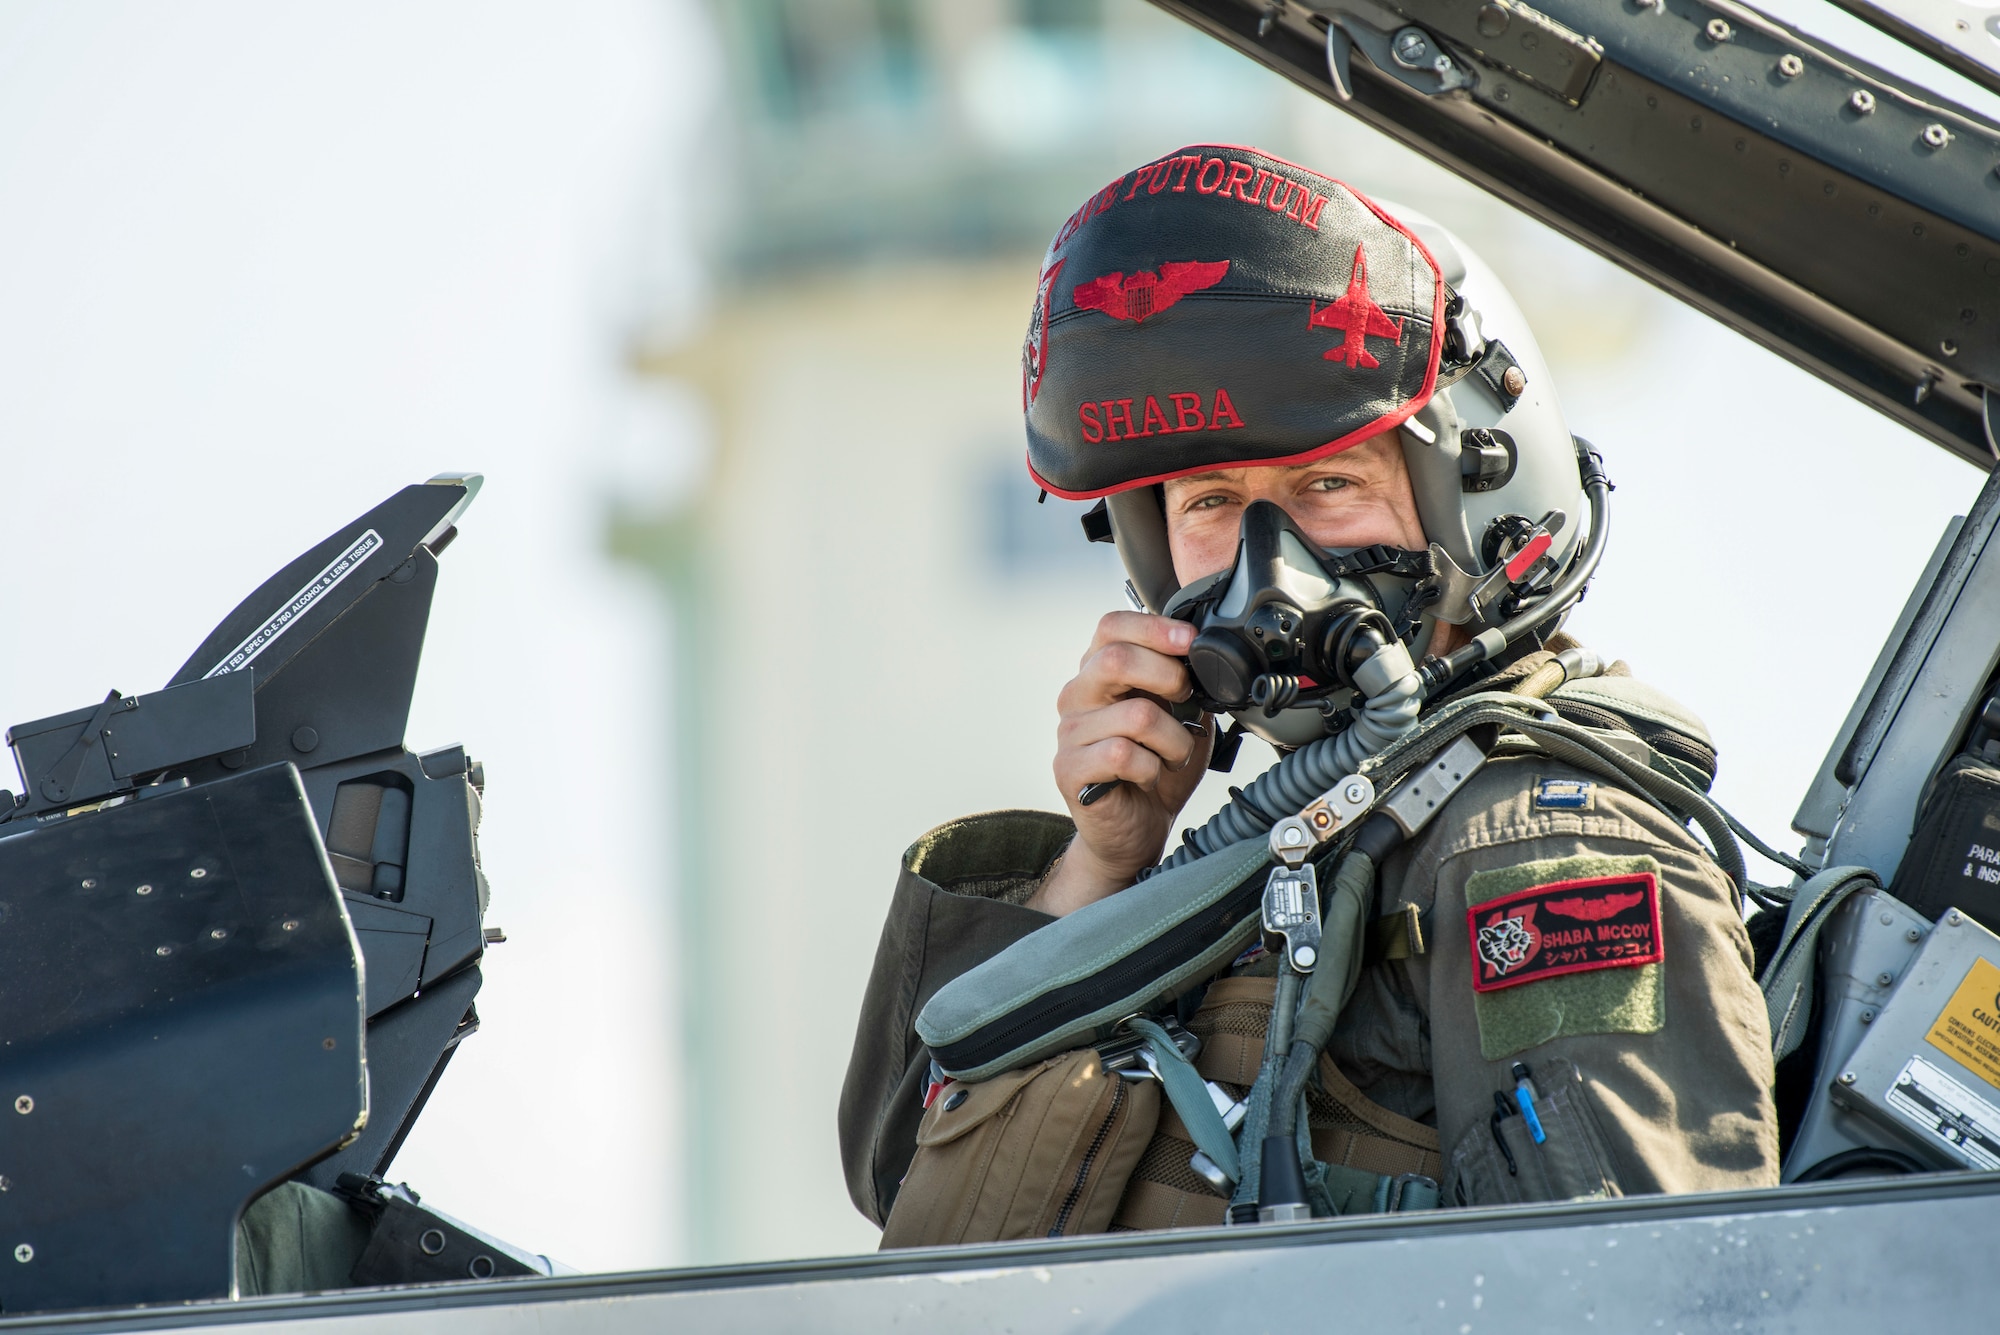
<box><xmin>1923</xmin><ymin>955</ymin><xmax>2000</xmax><ymax>1092</ymax></box>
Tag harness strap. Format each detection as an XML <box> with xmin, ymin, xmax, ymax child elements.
<box><xmin>1759</xmin><ymin>864</ymin><xmax>1880</xmax><ymax>1062</ymax></box>
<box><xmin>1125</xmin><ymin>1016</ymin><xmax>1240</xmax><ymax>1187</ymax></box>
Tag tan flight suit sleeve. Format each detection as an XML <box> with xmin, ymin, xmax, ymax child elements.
<box><xmin>837</xmin><ymin>810</ymin><xmax>1071</xmax><ymax>1226</ymax></box>
<box><xmin>1349</xmin><ymin>753</ymin><xmax>1780</xmax><ymax>1206</ymax></box>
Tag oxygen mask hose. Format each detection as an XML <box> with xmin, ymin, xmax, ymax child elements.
<box><xmin>1147</xmin><ymin>640</ymin><xmax>1423</xmax><ymax>876</ymax></box>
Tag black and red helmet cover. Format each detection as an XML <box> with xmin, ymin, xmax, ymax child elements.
<box><xmin>1023</xmin><ymin>145</ymin><xmax>1444</xmax><ymax>500</ymax></box>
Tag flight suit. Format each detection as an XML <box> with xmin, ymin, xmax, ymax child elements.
<box><xmin>838</xmin><ymin>656</ymin><xmax>1780</xmax><ymax>1230</ymax></box>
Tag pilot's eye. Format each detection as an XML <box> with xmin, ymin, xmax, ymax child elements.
<box><xmin>1306</xmin><ymin>476</ymin><xmax>1353</xmax><ymax>492</ymax></box>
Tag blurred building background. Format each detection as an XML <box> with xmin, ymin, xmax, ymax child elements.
<box><xmin>0</xmin><ymin>0</ymin><xmax>1985</xmax><ymax>1278</ymax></box>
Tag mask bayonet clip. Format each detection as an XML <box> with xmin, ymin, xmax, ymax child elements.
<box><xmin>1263</xmin><ymin>774</ymin><xmax>1375</xmax><ymax>973</ymax></box>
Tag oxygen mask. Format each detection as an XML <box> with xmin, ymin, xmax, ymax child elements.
<box><xmin>1162</xmin><ymin>500</ymin><xmax>1428</xmax><ymax>748</ymax></box>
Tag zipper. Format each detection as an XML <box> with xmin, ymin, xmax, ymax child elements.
<box><xmin>1048</xmin><ymin>1076</ymin><xmax>1125</xmax><ymax>1237</ymax></box>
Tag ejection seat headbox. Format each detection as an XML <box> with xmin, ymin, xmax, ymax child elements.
<box><xmin>1021</xmin><ymin>144</ymin><xmax>1586</xmax><ymax>629</ymax></box>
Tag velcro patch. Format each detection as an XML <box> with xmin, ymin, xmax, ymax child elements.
<box><xmin>1468</xmin><ymin>872</ymin><xmax>1662</xmax><ymax>993</ymax></box>
<box><xmin>1534</xmin><ymin>778</ymin><xmax>1593</xmax><ymax>810</ymax></box>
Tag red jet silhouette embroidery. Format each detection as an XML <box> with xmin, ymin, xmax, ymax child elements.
<box><xmin>1308</xmin><ymin>243</ymin><xmax>1404</xmax><ymax>369</ymax></box>
<box><xmin>1544</xmin><ymin>890</ymin><xmax>1647</xmax><ymax>922</ymax></box>
<box><xmin>1073</xmin><ymin>260</ymin><xmax>1230</xmax><ymax>323</ymax></box>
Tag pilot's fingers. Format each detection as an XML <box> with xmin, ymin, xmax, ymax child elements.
<box><xmin>1081</xmin><ymin>611</ymin><xmax>1194</xmax><ymax>665</ymax></box>
<box><xmin>1054</xmin><ymin>733</ymin><xmax>1167</xmax><ymax>797</ymax></box>
<box><xmin>1060</xmin><ymin>639</ymin><xmax>1193</xmax><ymax>714</ymax></box>
<box><xmin>1058</xmin><ymin>697</ymin><xmax>1201</xmax><ymax>773</ymax></box>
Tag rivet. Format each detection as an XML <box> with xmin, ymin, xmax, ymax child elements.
<box><xmin>1859</xmin><ymin>1008</ymin><xmax>1877</xmax><ymax>1024</ymax></box>
<box><xmin>1850</xmin><ymin>90</ymin><xmax>1876</xmax><ymax>114</ymax></box>
<box><xmin>281</xmin><ymin>919</ymin><xmax>300</xmax><ymax>932</ymax></box>
<box><xmin>1907</xmin><ymin>927</ymin><xmax>1924</xmax><ymax>942</ymax></box>
<box><xmin>419</xmin><ymin>1228</ymin><xmax>448</xmax><ymax>1256</ymax></box>
<box><xmin>1942</xmin><ymin>340</ymin><xmax>1959</xmax><ymax>357</ymax></box>
<box><xmin>291</xmin><ymin>727</ymin><xmax>320</xmax><ymax>754</ymax></box>
<box><xmin>12</xmin><ymin>1245</ymin><xmax>30</xmax><ymax>1264</ymax></box>
<box><xmin>209</xmin><ymin>928</ymin><xmax>228</xmax><ymax>940</ymax></box>
<box><xmin>1283</xmin><ymin>826</ymin><xmax>1304</xmax><ymax>845</ymax></box>
<box><xmin>0</xmin><ymin>1176</ymin><xmax>11</xmax><ymax>1192</ymax></box>
<box><xmin>467</xmin><ymin>1255</ymin><xmax>496</xmax><ymax>1280</ymax></box>
<box><xmin>1777</xmin><ymin>54</ymin><xmax>1804</xmax><ymax>79</ymax></box>
<box><xmin>135</xmin><ymin>884</ymin><xmax>152</xmax><ymax>896</ymax></box>
<box><xmin>943</xmin><ymin>1089</ymin><xmax>969</xmax><ymax>1112</ymax></box>
<box><xmin>156</xmin><ymin>945</ymin><xmax>173</xmax><ymax>957</ymax></box>
<box><xmin>1294</xmin><ymin>945</ymin><xmax>1318</xmax><ymax>969</ymax></box>
<box><xmin>1705</xmin><ymin>18</ymin><xmax>1732</xmax><ymax>41</ymax></box>
<box><xmin>79</xmin><ymin>879</ymin><xmax>97</xmax><ymax>890</ymax></box>
<box><xmin>1876</xmin><ymin>972</ymin><xmax>1894</xmax><ymax>987</ymax></box>
<box><xmin>189</xmin><ymin>867</ymin><xmax>208</xmax><ymax>880</ymax></box>
<box><xmin>1880</xmin><ymin>913</ymin><xmax>1894</xmax><ymax>926</ymax></box>
<box><xmin>13</xmin><ymin>1097</ymin><xmax>31</xmax><ymax>1116</ymax></box>
<box><xmin>322</xmin><ymin>1037</ymin><xmax>337</xmax><ymax>1050</ymax></box>
<box><xmin>1502</xmin><ymin>366</ymin><xmax>1528</xmax><ymax>396</ymax></box>
<box><xmin>1922</xmin><ymin>123</ymin><xmax>1952</xmax><ymax>149</ymax></box>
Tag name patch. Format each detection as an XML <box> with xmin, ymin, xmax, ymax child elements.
<box><xmin>1534</xmin><ymin>778</ymin><xmax>1594</xmax><ymax>810</ymax></box>
<box><xmin>1468</xmin><ymin>872</ymin><xmax>1663</xmax><ymax>993</ymax></box>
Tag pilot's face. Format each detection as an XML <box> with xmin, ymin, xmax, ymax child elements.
<box><xmin>1160</xmin><ymin>430</ymin><xmax>1426</xmax><ymax>586</ymax></box>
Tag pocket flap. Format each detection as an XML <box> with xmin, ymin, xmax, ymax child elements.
<box><xmin>914</xmin><ymin>1057</ymin><xmax>1062</xmax><ymax>1149</ymax></box>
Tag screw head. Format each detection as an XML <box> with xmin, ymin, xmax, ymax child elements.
<box><xmin>1922</xmin><ymin>123</ymin><xmax>1952</xmax><ymax>149</ymax></box>
<box><xmin>79</xmin><ymin>878</ymin><xmax>97</xmax><ymax>890</ymax></box>
<box><xmin>13</xmin><ymin>1097</ymin><xmax>31</xmax><ymax>1115</ymax></box>
<box><xmin>1840</xmin><ymin>1071</ymin><xmax>1857</xmax><ymax>1084</ymax></box>
<box><xmin>1391</xmin><ymin>27</ymin><xmax>1434</xmax><ymax>69</ymax></box>
<box><xmin>155</xmin><ymin>945</ymin><xmax>173</xmax><ymax>957</ymax></box>
<box><xmin>1943</xmin><ymin>339</ymin><xmax>1960</xmax><ymax>357</ymax></box>
<box><xmin>1344</xmin><ymin>781</ymin><xmax>1368</xmax><ymax>804</ymax></box>
<box><xmin>1706</xmin><ymin>18</ymin><xmax>1732</xmax><ymax>41</ymax></box>
<box><xmin>1860</xmin><ymin>1008</ymin><xmax>1877</xmax><ymax>1024</ymax></box>
<box><xmin>322</xmin><ymin>1037</ymin><xmax>337</xmax><ymax>1050</ymax></box>
<box><xmin>281</xmin><ymin>919</ymin><xmax>300</xmax><ymax>932</ymax></box>
<box><xmin>135</xmin><ymin>884</ymin><xmax>152</xmax><ymax>896</ymax></box>
<box><xmin>1950</xmin><ymin>910</ymin><xmax>1964</xmax><ymax>926</ymax></box>
<box><xmin>1778</xmin><ymin>53</ymin><xmax>1804</xmax><ymax>79</ymax></box>
<box><xmin>12</xmin><ymin>1245</ymin><xmax>30</xmax><ymax>1264</ymax></box>
<box><xmin>1907</xmin><ymin>927</ymin><xmax>1924</xmax><ymax>942</ymax></box>
<box><xmin>209</xmin><ymin>928</ymin><xmax>228</xmax><ymax>941</ymax></box>
<box><xmin>189</xmin><ymin>867</ymin><xmax>208</xmax><ymax>880</ymax></box>
<box><xmin>1850</xmin><ymin>89</ymin><xmax>1876</xmax><ymax>114</ymax></box>
<box><xmin>1877</xmin><ymin>972</ymin><xmax>1895</xmax><ymax>987</ymax></box>
<box><xmin>0</xmin><ymin>1176</ymin><xmax>11</xmax><ymax>1192</ymax></box>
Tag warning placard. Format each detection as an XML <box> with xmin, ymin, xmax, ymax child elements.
<box><xmin>1924</xmin><ymin>956</ymin><xmax>2000</xmax><ymax>1092</ymax></box>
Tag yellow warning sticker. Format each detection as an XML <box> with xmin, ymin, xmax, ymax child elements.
<box><xmin>1925</xmin><ymin>956</ymin><xmax>2000</xmax><ymax>1092</ymax></box>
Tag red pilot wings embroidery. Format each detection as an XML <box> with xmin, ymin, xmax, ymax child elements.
<box><xmin>1308</xmin><ymin>242</ymin><xmax>1404</xmax><ymax>370</ymax></box>
<box><xmin>1073</xmin><ymin>260</ymin><xmax>1230</xmax><ymax>323</ymax></box>
<box><xmin>1545</xmin><ymin>890</ymin><xmax>1647</xmax><ymax>922</ymax></box>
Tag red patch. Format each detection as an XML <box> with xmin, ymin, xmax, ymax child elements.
<box><xmin>1307</xmin><ymin>242</ymin><xmax>1404</xmax><ymax>370</ymax></box>
<box><xmin>1468</xmin><ymin>873</ymin><xmax>1662</xmax><ymax>993</ymax></box>
<box><xmin>1073</xmin><ymin>260</ymin><xmax>1231</xmax><ymax>324</ymax></box>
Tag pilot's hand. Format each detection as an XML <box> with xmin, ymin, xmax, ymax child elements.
<box><xmin>1031</xmin><ymin>611</ymin><xmax>1213</xmax><ymax>916</ymax></box>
